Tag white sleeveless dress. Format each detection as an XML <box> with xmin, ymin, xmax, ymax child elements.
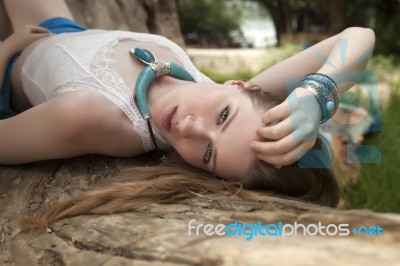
<box><xmin>20</xmin><ymin>29</ymin><xmax>213</xmax><ymax>151</ymax></box>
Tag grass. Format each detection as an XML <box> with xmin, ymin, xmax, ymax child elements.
<box><xmin>199</xmin><ymin>67</ymin><xmax>257</xmax><ymax>84</ymax></box>
<box><xmin>343</xmin><ymin>78</ymin><xmax>400</xmax><ymax>213</ymax></box>
<box><xmin>198</xmin><ymin>44</ymin><xmax>302</xmax><ymax>83</ymax></box>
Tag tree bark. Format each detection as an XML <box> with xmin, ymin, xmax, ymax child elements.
<box><xmin>1</xmin><ymin>155</ymin><xmax>400</xmax><ymax>265</ymax></box>
<box><xmin>65</xmin><ymin>0</ymin><xmax>185</xmax><ymax>47</ymax></box>
<box><xmin>328</xmin><ymin>0</ymin><xmax>347</xmax><ymax>35</ymax></box>
<box><xmin>261</xmin><ymin>0</ymin><xmax>293</xmax><ymax>47</ymax></box>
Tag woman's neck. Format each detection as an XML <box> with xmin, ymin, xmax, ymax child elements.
<box><xmin>146</xmin><ymin>76</ymin><xmax>192</xmax><ymax>107</ymax></box>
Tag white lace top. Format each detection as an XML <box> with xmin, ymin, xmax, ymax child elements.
<box><xmin>21</xmin><ymin>29</ymin><xmax>213</xmax><ymax>152</ymax></box>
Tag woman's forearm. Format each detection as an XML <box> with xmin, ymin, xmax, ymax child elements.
<box><xmin>0</xmin><ymin>27</ymin><xmax>52</xmax><ymax>88</ymax></box>
<box><xmin>317</xmin><ymin>27</ymin><xmax>375</xmax><ymax>94</ymax></box>
<box><xmin>0</xmin><ymin>39</ymin><xmax>18</xmax><ymax>88</ymax></box>
<box><xmin>249</xmin><ymin>27</ymin><xmax>375</xmax><ymax>97</ymax></box>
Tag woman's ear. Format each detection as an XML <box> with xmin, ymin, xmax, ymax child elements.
<box><xmin>243</xmin><ymin>84</ymin><xmax>262</xmax><ymax>91</ymax></box>
<box><xmin>224</xmin><ymin>80</ymin><xmax>262</xmax><ymax>91</ymax></box>
<box><xmin>223</xmin><ymin>80</ymin><xmax>249</xmax><ymax>89</ymax></box>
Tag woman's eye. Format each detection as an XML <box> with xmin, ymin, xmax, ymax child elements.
<box><xmin>218</xmin><ymin>106</ymin><xmax>230</xmax><ymax>124</ymax></box>
<box><xmin>204</xmin><ymin>106</ymin><xmax>228</xmax><ymax>165</ymax></box>
<box><xmin>203</xmin><ymin>144</ymin><xmax>213</xmax><ymax>164</ymax></box>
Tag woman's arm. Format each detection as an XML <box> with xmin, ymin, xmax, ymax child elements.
<box><xmin>0</xmin><ymin>39</ymin><xmax>15</xmax><ymax>88</ymax></box>
<box><xmin>249</xmin><ymin>27</ymin><xmax>375</xmax><ymax>168</ymax></box>
<box><xmin>249</xmin><ymin>27</ymin><xmax>375</xmax><ymax>97</ymax></box>
<box><xmin>0</xmin><ymin>25</ymin><xmax>51</xmax><ymax>87</ymax></box>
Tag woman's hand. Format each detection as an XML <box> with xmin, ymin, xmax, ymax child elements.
<box><xmin>250</xmin><ymin>87</ymin><xmax>321</xmax><ymax>168</ymax></box>
<box><xmin>4</xmin><ymin>25</ymin><xmax>51</xmax><ymax>55</ymax></box>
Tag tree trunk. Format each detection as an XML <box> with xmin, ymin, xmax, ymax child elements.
<box><xmin>328</xmin><ymin>0</ymin><xmax>347</xmax><ymax>35</ymax></box>
<box><xmin>65</xmin><ymin>0</ymin><xmax>185</xmax><ymax>47</ymax></box>
<box><xmin>261</xmin><ymin>0</ymin><xmax>293</xmax><ymax>47</ymax></box>
<box><xmin>1</xmin><ymin>1</ymin><xmax>400</xmax><ymax>265</ymax></box>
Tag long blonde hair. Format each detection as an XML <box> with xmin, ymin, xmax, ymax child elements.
<box><xmin>24</xmin><ymin>88</ymin><xmax>340</xmax><ymax>229</ymax></box>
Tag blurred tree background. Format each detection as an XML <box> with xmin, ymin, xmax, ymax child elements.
<box><xmin>177</xmin><ymin>0</ymin><xmax>243</xmax><ymax>47</ymax></box>
<box><xmin>257</xmin><ymin>0</ymin><xmax>400</xmax><ymax>57</ymax></box>
<box><xmin>178</xmin><ymin>0</ymin><xmax>400</xmax><ymax>57</ymax></box>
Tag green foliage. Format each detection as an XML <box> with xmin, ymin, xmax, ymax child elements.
<box><xmin>367</xmin><ymin>55</ymin><xmax>397</xmax><ymax>81</ymax></box>
<box><xmin>372</xmin><ymin>0</ymin><xmax>400</xmax><ymax>58</ymax></box>
<box><xmin>374</xmin><ymin>21</ymin><xmax>400</xmax><ymax>59</ymax></box>
<box><xmin>177</xmin><ymin>0</ymin><xmax>243</xmax><ymax>39</ymax></box>
<box><xmin>256</xmin><ymin>0</ymin><xmax>399</xmax><ymax>55</ymax></box>
<box><xmin>240</xmin><ymin>1</ymin><xmax>270</xmax><ymax>19</ymax></box>
<box><xmin>261</xmin><ymin>44</ymin><xmax>302</xmax><ymax>69</ymax></box>
<box><xmin>199</xmin><ymin>67</ymin><xmax>256</xmax><ymax>84</ymax></box>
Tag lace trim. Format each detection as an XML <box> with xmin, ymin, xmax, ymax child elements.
<box><xmin>56</xmin><ymin>38</ymin><xmax>155</xmax><ymax>151</ymax></box>
<box><xmin>52</xmin><ymin>31</ymin><xmax>208</xmax><ymax>151</ymax></box>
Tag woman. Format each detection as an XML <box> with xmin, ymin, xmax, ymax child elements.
<box><xmin>0</xmin><ymin>0</ymin><xmax>375</xmax><ymax>228</ymax></box>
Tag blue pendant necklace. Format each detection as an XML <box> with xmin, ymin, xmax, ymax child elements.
<box><xmin>130</xmin><ymin>48</ymin><xmax>196</xmax><ymax>151</ymax></box>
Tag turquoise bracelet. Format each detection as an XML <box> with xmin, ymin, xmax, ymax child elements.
<box><xmin>297</xmin><ymin>73</ymin><xmax>339</xmax><ymax>124</ymax></box>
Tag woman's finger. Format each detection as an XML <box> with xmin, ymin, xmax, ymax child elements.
<box><xmin>251</xmin><ymin>124</ymin><xmax>316</xmax><ymax>156</ymax></box>
<box><xmin>257</xmin><ymin>140</ymin><xmax>316</xmax><ymax>167</ymax></box>
<box><xmin>256</xmin><ymin>115</ymin><xmax>292</xmax><ymax>140</ymax></box>
<box><xmin>261</xmin><ymin>99</ymin><xmax>290</xmax><ymax>126</ymax></box>
<box><xmin>251</xmin><ymin>132</ymin><xmax>302</xmax><ymax>156</ymax></box>
<box><xmin>27</xmin><ymin>25</ymin><xmax>50</xmax><ymax>34</ymax></box>
<box><xmin>32</xmin><ymin>32</ymin><xmax>52</xmax><ymax>39</ymax></box>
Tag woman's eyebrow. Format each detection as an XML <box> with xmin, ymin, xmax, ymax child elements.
<box><xmin>212</xmin><ymin>104</ymin><xmax>240</xmax><ymax>174</ymax></box>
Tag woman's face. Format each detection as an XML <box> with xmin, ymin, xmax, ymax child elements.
<box><xmin>150</xmin><ymin>82</ymin><xmax>263</xmax><ymax>180</ymax></box>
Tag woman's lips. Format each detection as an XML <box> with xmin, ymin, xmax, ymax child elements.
<box><xmin>161</xmin><ymin>106</ymin><xmax>178</xmax><ymax>132</ymax></box>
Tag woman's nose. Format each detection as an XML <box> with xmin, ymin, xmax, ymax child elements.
<box><xmin>177</xmin><ymin>115</ymin><xmax>208</xmax><ymax>138</ymax></box>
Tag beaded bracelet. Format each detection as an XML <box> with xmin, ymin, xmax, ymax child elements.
<box><xmin>297</xmin><ymin>73</ymin><xmax>339</xmax><ymax>123</ymax></box>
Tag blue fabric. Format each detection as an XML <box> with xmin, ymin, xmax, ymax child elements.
<box><xmin>0</xmin><ymin>55</ymin><xmax>18</xmax><ymax>119</ymax></box>
<box><xmin>38</xmin><ymin>17</ymin><xmax>86</xmax><ymax>35</ymax></box>
<box><xmin>0</xmin><ymin>17</ymin><xmax>86</xmax><ymax>119</ymax></box>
